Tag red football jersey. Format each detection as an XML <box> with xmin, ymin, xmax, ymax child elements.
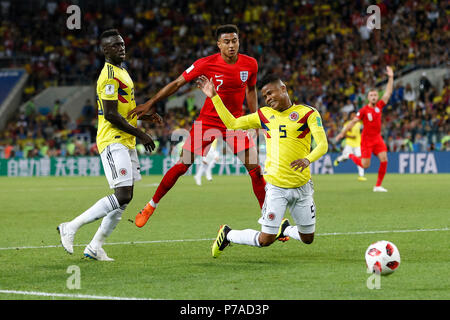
<box><xmin>182</xmin><ymin>53</ymin><xmax>258</xmax><ymax>127</ymax></box>
<box><xmin>356</xmin><ymin>100</ymin><xmax>386</xmax><ymax>138</ymax></box>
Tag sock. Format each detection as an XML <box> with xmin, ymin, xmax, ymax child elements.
<box><xmin>248</xmin><ymin>166</ymin><xmax>266</xmax><ymax>209</ymax></box>
<box><xmin>227</xmin><ymin>229</ymin><xmax>261</xmax><ymax>247</ymax></box>
<box><xmin>284</xmin><ymin>226</ymin><xmax>301</xmax><ymax>241</ymax></box>
<box><xmin>206</xmin><ymin>159</ymin><xmax>216</xmax><ymax>177</ymax></box>
<box><xmin>349</xmin><ymin>154</ymin><xmax>363</xmax><ymax>168</ymax></box>
<box><xmin>67</xmin><ymin>194</ymin><xmax>120</xmax><ymax>233</ymax></box>
<box><xmin>195</xmin><ymin>161</ymin><xmax>207</xmax><ymax>178</ymax></box>
<box><xmin>376</xmin><ymin>161</ymin><xmax>388</xmax><ymax>187</ymax></box>
<box><xmin>358</xmin><ymin>166</ymin><xmax>365</xmax><ymax>177</ymax></box>
<box><xmin>89</xmin><ymin>204</ymin><xmax>127</xmax><ymax>249</ymax></box>
<box><xmin>149</xmin><ymin>199</ymin><xmax>157</xmax><ymax>208</ymax></box>
<box><xmin>152</xmin><ymin>163</ymin><xmax>189</xmax><ymax>204</ymax></box>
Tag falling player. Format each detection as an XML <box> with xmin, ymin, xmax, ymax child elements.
<box><xmin>334</xmin><ymin>111</ymin><xmax>366</xmax><ymax>181</ymax></box>
<box><xmin>196</xmin><ymin>74</ymin><xmax>328</xmax><ymax>257</ymax></box>
<box><xmin>57</xmin><ymin>29</ymin><xmax>155</xmax><ymax>260</ymax></box>
<box><xmin>335</xmin><ymin>66</ymin><xmax>394</xmax><ymax>192</ymax></box>
<box><xmin>128</xmin><ymin>24</ymin><xmax>266</xmax><ymax>227</ymax></box>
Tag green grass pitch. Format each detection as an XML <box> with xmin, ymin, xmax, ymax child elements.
<box><xmin>0</xmin><ymin>173</ymin><xmax>449</xmax><ymax>300</ymax></box>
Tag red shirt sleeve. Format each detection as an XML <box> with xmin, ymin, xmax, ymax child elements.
<box><xmin>377</xmin><ymin>100</ymin><xmax>386</xmax><ymax>109</ymax></box>
<box><xmin>247</xmin><ymin>59</ymin><xmax>258</xmax><ymax>87</ymax></box>
<box><xmin>356</xmin><ymin>107</ymin><xmax>365</xmax><ymax>120</ymax></box>
<box><xmin>182</xmin><ymin>58</ymin><xmax>206</xmax><ymax>83</ymax></box>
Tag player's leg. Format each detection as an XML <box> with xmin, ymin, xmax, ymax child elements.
<box><xmin>355</xmin><ymin>147</ymin><xmax>367</xmax><ymax>181</ymax></box>
<box><xmin>349</xmin><ymin>142</ymin><xmax>371</xmax><ymax>169</ymax></box>
<box><xmin>84</xmin><ymin>185</ymin><xmax>132</xmax><ymax>261</ymax></box>
<box><xmin>85</xmin><ymin>144</ymin><xmax>140</xmax><ymax>260</ymax></box>
<box><xmin>135</xmin><ymin>149</ymin><xmax>193</xmax><ymax>227</ymax></box>
<box><xmin>136</xmin><ymin>122</ymin><xmax>215</xmax><ymax>227</ymax></box>
<box><xmin>334</xmin><ymin>145</ymin><xmax>352</xmax><ymax>165</ymax></box>
<box><xmin>373</xmin><ymin>147</ymin><xmax>388</xmax><ymax>192</ymax></box>
<box><xmin>57</xmin><ymin>144</ymin><xmax>133</xmax><ymax>255</ymax></box>
<box><xmin>211</xmin><ymin>183</ymin><xmax>287</xmax><ymax>258</ymax></box>
<box><xmin>231</xmin><ymin>131</ymin><xmax>266</xmax><ymax>209</ymax></box>
<box><xmin>282</xmin><ymin>180</ymin><xmax>316</xmax><ymax>244</ymax></box>
<box><xmin>194</xmin><ymin>155</ymin><xmax>208</xmax><ymax>186</ymax></box>
<box><xmin>205</xmin><ymin>150</ymin><xmax>219</xmax><ymax>181</ymax></box>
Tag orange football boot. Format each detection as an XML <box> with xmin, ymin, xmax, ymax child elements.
<box><xmin>135</xmin><ymin>203</ymin><xmax>156</xmax><ymax>227</ymax></box>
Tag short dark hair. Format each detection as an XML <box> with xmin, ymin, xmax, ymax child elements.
<box><xmin>100</xmin><ymin>29</ymin><xmax>121</xmax><ymax>40</ymax></box>
<box><xmin>259</xmin><ymin>74</ymin><xmax>282</xmax><ymax>89</ymax></box>
<box><xmin>215</xmin><ymin>24</ymin><xmax>239</xmax><ymax>40</ymax></box>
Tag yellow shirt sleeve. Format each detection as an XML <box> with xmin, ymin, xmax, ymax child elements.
<box><xmin>211</xmin><ymin>95</ymin><xmax>261</xmax><ymax>130</ymax></box>
<box><xmin>99</xmin><ymin>78</ymin><xmax>119</xmax><ymax>101</ymax></box>
<box><xmin>305</xmin><ymin>110</ymin><xmax>328</xmax><ymax>163</ymax></box>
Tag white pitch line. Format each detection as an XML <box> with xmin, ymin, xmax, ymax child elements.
<box><xmin>0</xmin><ymin>227</ymin><xmax>448</xmax><ymax>251</ymax></box>
<box><xmin>0</xmin><ymin>289</ymin><xmax>156</xmax><ymax>300</ymax></box>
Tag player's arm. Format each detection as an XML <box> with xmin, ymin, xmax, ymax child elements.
<box><xmin>381</xmin><ymin>66</ymin><xmax>394</xmax><ymax>104</ymax></box>
<box><xmin>128</xmin><ymin>74</ymin><xmax>187</xmax><ymax>119</ymax></box>
<box><xmin>336</xmin><ymin>117</ymin><xmax>360</xmax><ymax>141</ymax></box>
<box><xmin>291</xmin><ymin>112</ymin><xmax>328</xmax><ymax>172</ymax></box>
<box><xmin>101</xmin><ymin>79</ymin><xmax>155</xmax><ymax>151</ymax></box>
<box><xmin>245</xmin><ymin>84</ymin><xmax>258</xmax><ymax>113</ymax></box>
<box><xmin>197</xmin><ymin>75</ymin><xmax>260</xmax><ymax>130</ymax></box>
<box><xmin>103</xmin><ymin>100</ymin><xmax>155</xmax><ymax>152</ymax></box>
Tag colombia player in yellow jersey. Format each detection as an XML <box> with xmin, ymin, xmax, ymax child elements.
<box><xmin>57</xmin><ymin>29</ymin><xmax>155</xmax><ymax>261</ymax></box>
<box><xmin>196</xmin><ymin>74</ymin><xmax>328</xmax><ymax>257</ymax></box>
<box><xmin>334</xmin><ymin>111</ymin><xmax>366</xmax><ymax>181</ymax></box>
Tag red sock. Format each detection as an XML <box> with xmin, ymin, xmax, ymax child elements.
<box><xmin>248</xmin><ymin>166</ymin><xmax>266</xmax><ymax>209</ymax></box>
<box><xmin>349</xmin><ymin>154</ymin><xmax>363</xmax><ymax>168</ymax></box>
<box><xmin>152</xmin><ymin>163</ymin><xmax>189</xmax><ymax>204</ymax></box>
<box><xmin>376</xmin><ymin>161</ymin><xmax>388</xmax><ymax>187</ymax></box>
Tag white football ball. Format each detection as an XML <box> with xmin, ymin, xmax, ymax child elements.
<box><xmin>365</xmin><ymin>240</ymin><xmax>401</xmax><ymax>275</ymax></box>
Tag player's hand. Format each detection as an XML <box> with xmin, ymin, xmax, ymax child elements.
<box><xmin>139</xmin><ymin>132</ymin><xmax>156</xmax><ymax>152</ymax></box>
<box><xmin>128</xmin><ymin>103</ymin><xmax>152</xmax><ymax>119</ymax></box>
<box><xmin>196</xmin><ymin>75</ymin><xmax>217</xmax><ymax>98</ymax></box>
<box><xmin>139</xmin><ymin>112</ymin><xmax>163</xmax><ymax>124</ymax></box>
<box><xmin>290</xmin><ymin>158</ymin><xmax>310</xmax><ymax>172</ymax></box>
<box><xmin>385</xmin><ymin>66</ymin><xmax>394</xmax><ymax>78</ymax></box>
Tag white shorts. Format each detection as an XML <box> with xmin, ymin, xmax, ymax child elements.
<box><xmin>100</xmin><ymin>143</ymin><xmax>141</xmax><ymax>189</ymax></box>
<box><xmin>258</xmin><ymin>181</ymin><xmax>316</xmax><ymax>235</ymax></box>
<box><xmin>342</xmin><ymin>145</ymin><xmax>361</xmax><ymax>157</ymax></box>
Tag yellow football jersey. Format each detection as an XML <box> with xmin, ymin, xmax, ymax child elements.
<box><xmin>344</xmin><ymin>120</ymin><xmax>362</xmax><ymax>148</ymax></box>
<box><xmin>96</xmin><ymin>62</ymin><xmax>137</xmax><ymax>154</ymax></box>
<box><xmin>211</xmin><ymin>95</ymin><xmax>328</xmax><ymax>188</ymax></box>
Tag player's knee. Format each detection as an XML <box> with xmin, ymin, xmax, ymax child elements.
<box><xmin>300</xmin><ymin>233</ymin><xmax>314</xmax><ymax>244</ymax></box>
<box><xmin>258</xmin><ymin>233</ymin><xmax>276</xmax><ymax>247</ymax></box>
<box><xmin>115</xmin><ymin>187</ymin><xmax>133</xmax><ymax>206</ymax></box>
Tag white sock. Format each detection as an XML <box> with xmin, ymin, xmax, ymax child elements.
<box><xmin>196</xmin><ymin>162</ymin><xmax>207</xmax><ymax>178</ymax></box>
<box><xmin>67</xmin><ymin>195</ymin><xmax>120</xmax><ymax>233</ymax></box>
<box><xmin>89</xmin><ymin>204</ymin><xmax>127</xmax><ymax>249</ymax></box>
<box><xmin>206</xmin><ymin>159</ymin><xmax>216</xmax><ymax>177</ymax></box>
<box><xmin>227</xmin><ymin>229</ymin><xmax>261</xmax><ymax>247</ymax></box>
<box><xmin>358</xmin><ymin>166</ymin><xmax>365</xmax><ymax>177</ymax></box>
<box><xmin>149</xmin><ymin>199</ymin><xmax>157</xmax><ymax>208</ymax></box>
<box><xmin>284</xmin><ymin>226</ymin><xmax>301</xmax><ymax>241</ymax></box>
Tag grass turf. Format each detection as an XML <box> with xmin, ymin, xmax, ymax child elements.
<box><xmin>0</xmin><ymin>173</ymin><xmax>449</xmax><ymax>300</ymax></box>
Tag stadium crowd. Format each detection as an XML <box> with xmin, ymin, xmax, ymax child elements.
<box><xmin>0</xmin><ymin>0</ymin><xmax>449</xmax><ymax>159</ymax></box>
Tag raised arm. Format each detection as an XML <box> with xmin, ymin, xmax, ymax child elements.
<box><xmin>381</xmin><ymin>66</ymin><xmax>394</xmax><ymax>104</ymax></box>
<box><xmin>128</xmin><ymin>74</ymin><xmax>187</xmax><ymax>119</ymax></box>
<box><xmin>196</xmin><ymin>75</ymin><xmax>260</xmax><ymax>130</ymax></box>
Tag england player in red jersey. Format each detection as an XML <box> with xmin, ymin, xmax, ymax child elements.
<box><xmin>128</xmin><ymin>24</ymin><xmax>266</xmax><ymax>227</ymax></box>
<box><xmin>335</xmin><ymin>66</ymin><xmax>394</xmax><ymax>192</ymax></box>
